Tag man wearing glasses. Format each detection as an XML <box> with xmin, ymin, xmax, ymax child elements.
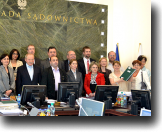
<box><xmin>63</xmin><ymin>50</ymin><xmax>76</xmax><ymax>72</ymax></box>
<box><xmin>107</xmin><ymin>51</ymin><xmax>124</xmax><ymax>72</ymax></box>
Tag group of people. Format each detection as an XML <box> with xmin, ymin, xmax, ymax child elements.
<box><xmin>0</xmin><ymin>45</ymin><xmax>151</xmax><ymax>100</ymax></box>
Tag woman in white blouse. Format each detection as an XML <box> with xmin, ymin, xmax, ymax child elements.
<box><xmin>130</xmin><ymin>60</ymin><xmax>151</xmax><ymax>90</ymax></box>
<box><xmin>109</xmin><ymin>61</ymin><xmax>131</xmax><ymax>92</ymax></box>
<box><xmin>8</xmin><ymin>49</ymin><xmax>23</xmax><ymax>80</ymax></box>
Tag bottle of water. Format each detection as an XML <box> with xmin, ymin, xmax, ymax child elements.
<box><xmin>121</xmin><ymin>92</ymin><xmax>124</xmax><ymax>106</ymax></box>
<box><xmin>50</xmin><ymin>103</ymin><xmax>55</xmax><ymax>116</ymax></box>
<box><xmin>17</xmin><ymin>94</ymin><xmax>21</xmax><ymax>108</ymax></box>
<box><xmin>123</xmin><ymin>94</ymin><xmax>127</xmax><ymax>107</ymax></box>
<box><xmin>46</xmin><ymin>105</ymin><xmax>51</xmax><ymax>116</ymax></box>
<box><xmin>117</xmin><ymin>95</ymin><xmax>121</xmax><ymax>106</ymax></box>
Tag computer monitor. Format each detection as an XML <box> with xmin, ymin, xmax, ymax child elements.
<box><xmin>57</xmin><ymin>82</ymin><xmax>79</xmax><ymax>107</ymax></box>
<box><xmin>20</xmin><ymin>85</ymin><xmax>47</xmax><ymax>108</ymax></box>
<box><xmin>94</xmin><ymin>85</ymin><xmax>119</xmax><ymax>103</ymax></box>
<box><xmin>131</xmin><ymin>90</ymin><xmax>151</xmax><ymax>110</ymax></box>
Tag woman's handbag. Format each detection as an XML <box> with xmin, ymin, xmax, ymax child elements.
<box><xmin>141</xmin><ymin>71</ymin><xmax>147</xmax><ymax>89</ymax></box>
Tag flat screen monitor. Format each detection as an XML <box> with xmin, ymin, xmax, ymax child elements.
<box><xmin>94</xmin><ymin>85</ymin><xmax>119</xmax><ymax>103</ymax></box>
<box><xmin>131</xmin><ymin>90</ymin><xmax>151</xmax><ymax>110</ymax></box>
<box><xmin>57</xmin><ymin>82</ymin><xmax>79</xmax><ymax>102</ymax></box>
<box><xmin>20</xmin><ymin>85</ymin><xmax>47</xmax><ymax>107</ymax></box>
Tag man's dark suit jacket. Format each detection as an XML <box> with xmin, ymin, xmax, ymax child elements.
<box><xmin>77</xmin><ymin>58</ymin><xmax>96</xmax><ymax>81</ymax></box>
<box><xmin>21</xmin><ymin>57</ymin><xmax>41</xmax><ymax>67</ymax></box>
<box><xmin>64</xmin><ymin>59</ymin><xmax>69</xmax><ymax>72</ymax></box>
<box><xmin>77</xmin><ymin>58</ymin><xmax>96</xmax><ymax>96</ymax></box>
<box><xmin>41</xmin><ymin>58</ymin><xmax>64</xmax><ymax>73</ymax></box>
<box><xmin>41</xmin><ymin>67</ymin><xmax>67</xmax><ymax>100</ymax></box>
<box><xmin>16</xmin><ymin>64</ymin><xmax>42</xmax><ymax>95</ymax></box>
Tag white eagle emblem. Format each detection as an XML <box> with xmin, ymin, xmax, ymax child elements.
<box><xmin>17</xmin><ymin>0</ymin><xmax>27</xmax><ymax>10</ymax></box>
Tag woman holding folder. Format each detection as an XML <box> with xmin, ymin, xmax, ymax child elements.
<box><xmin>109</xmin><ymin>61</ymin><xmax>131</xmax><ymax>92</ymax></box>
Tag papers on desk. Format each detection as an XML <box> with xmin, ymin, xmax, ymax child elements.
<box><xmin>0</xmin><ymin>108</ymin><xmax>23</xmax><ymax>116</ymax></box>
<box><xmin>0</xmin><ymin>101</ymin><xmax>18</xmax><ymax>109</ymax></box>
<box><xmin>45</xmin><ymin>99</ymin><xmax>56</xmax><ymax>104</ymax></box>
<box><xmin>117</xmin><ymin>92</ymin><xmax>131</xmax><ymax>96</ymax></box>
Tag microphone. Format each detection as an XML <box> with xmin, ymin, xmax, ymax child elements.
<box><xmin>76</xmin><ymin>99</ymin><xmax>88</xmax><ymax>116</ymax></box>
<box><xmin>3</xmin><ymin>94</ymin><xmax>30</xmax><ymax>115</ymax></box>
<box><xmin>27</xmin><ymin>102</ymin><xmax>37</xmax><ymax>108</ymax></box>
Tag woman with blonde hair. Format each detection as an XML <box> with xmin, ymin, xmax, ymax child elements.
<box><xmin>99</xmin><ymin>57</ymin><xmax>112</xmax><ymax>85</ymax></box>
<box><xmin>109</xmin><ymin>61</ymin><xmax>131</xmax><ymax>92</ymax></box>
<box><xmin>84</xmin><ymin>61</ymin><xmax>105</xmax><ymax>97</ymax></box>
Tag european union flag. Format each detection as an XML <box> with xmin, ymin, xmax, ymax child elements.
<box><xmin>115</xmin><ymin>44</ymin><xmax>120</xmax><ymax>61</ymax></box>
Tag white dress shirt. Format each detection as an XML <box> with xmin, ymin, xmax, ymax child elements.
<box><xmin>71</xmin><ymin>69</ymin><xmax>76</xmax><ymax>80</ymax></box>
<box><xmin>26</xmin><ymin>63</ymin><xmax>34</xmax><ymax>81</ymax></box>
<box><xmin>83</xmin><ymin>57</ymin><xmax>90</xmax><ymax>74</ymax></box>
<box><xmin>52</xmin><ymin>66</ymin><xmax>61</xmax><ymax>91</ymax></box>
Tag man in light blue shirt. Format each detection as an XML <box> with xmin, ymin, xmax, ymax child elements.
<box><xmin>137</xmin><ymin>55</ymin><xmax>151</xmax><ymax>81</ymax></box>
<box><xmin>16</xmin><ymin>54</ymin><xmax>41</xmax><ymax>95</ymax></box>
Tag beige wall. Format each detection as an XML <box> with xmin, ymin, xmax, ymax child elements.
<box><xmin>68</xmin><ymin>0</ymin><xmax>151</xmax><ymax>73</ymax></box>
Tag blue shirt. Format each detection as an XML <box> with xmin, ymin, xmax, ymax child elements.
<box><xmin>26</xmin><ymin>63</ymin><xmax>34</xmax><ymax>81</ymax></box>
<box><xmin>141</xmin><ymin>66</ymin><xmax>151</xmax><ymax>81</ymax></box>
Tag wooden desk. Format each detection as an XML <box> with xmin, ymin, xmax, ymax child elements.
<box><xmin>31</xmin><ymin>104</ymin><xmax>136</xmax><ymax>116</ymax></box>
<box><xmin>53</xmin><ymin>109</ymin><xmax>136</xmax><ymax>116</ymax></box>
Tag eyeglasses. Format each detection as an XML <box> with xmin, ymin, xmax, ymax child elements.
<box><xmin>13</xmin><ymin>53</ymin><xmax>18</xmax><ymax>55</ymax></box>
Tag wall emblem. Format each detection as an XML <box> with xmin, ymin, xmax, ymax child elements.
<box><xmin>17</xmin><ymin>0</ymin><xmax>27</xmax><ymax>10</ymax></box>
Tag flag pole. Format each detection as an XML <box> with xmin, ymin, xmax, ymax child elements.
<box><xmin>138</xmin><ymin>43</ymin><xmax>141</xmax><ymax>52</ymax></box>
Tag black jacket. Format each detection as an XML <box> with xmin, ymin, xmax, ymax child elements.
<box><xmin>77</xmin><ymin>58</ymin><xmax>96</xmax><ymax>81</ymax></box>
<box><xmin>64</xmin><ymin>59</ymin><xmax>69</xmax><ymax>72</ymax></box>
<box><xmin>41</xmin><ymin>66</ymin><xmax>67</xmax><ymax>100</ymax></box>
<box><xmin>99</xmin><ymin>68</ymin><xmax>112</xmax><ymax>85</ymax></box>
<box><xmin>16</xmin><ymin>64</ymin><xmax>41</xmax><ymax>95</ymax></box>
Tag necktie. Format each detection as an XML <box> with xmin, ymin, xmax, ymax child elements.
<box><xmin>87</xmin><ymin>60</ymin><xmax>89</xmax><ymax>72</ymax></box>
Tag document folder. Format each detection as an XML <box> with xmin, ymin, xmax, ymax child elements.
<box><xmin>120</xmin><ymin>66</ymin><xmax>136</xmax><ymax>81</ymax></box>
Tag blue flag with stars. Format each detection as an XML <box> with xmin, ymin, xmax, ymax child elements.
<box><xmin>116</xmin><ymin>44</ymin><xmax>120</xmax><ymax>61</ymax></box>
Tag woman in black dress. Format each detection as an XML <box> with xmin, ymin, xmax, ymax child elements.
<box><xmin>99</xmin><ymin>57</ymin><xmax>112</xmax><ymax>85</ymax></box>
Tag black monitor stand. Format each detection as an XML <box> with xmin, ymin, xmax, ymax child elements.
<box><xmin>69</xmin><ymin>94</ymin><xmax>75</xmax><ymax>108</ymax></box>
<box><xmin>104</xmin><ymin>97</ymin><xmax>112</xmax><ymax>110</ymax></box>
<box><xmin>32</xmin><ymin>100</ymin><xmax>40</xmax><ymax>109</ymax></box>
<box><xmin>131</xmin><ymin>101</ymin><xmax>139</xmax><ymax>115</ymax></box>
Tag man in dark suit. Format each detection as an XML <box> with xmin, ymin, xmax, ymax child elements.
<box><xmin>16</xmin><ymin>54</ymin><xmax>41</xmax><ymax>95</ymax></box>
<box><xmin>64</xmin><ymin>50</ymin><xmax>76</xmax><ymax>72</ymax></box>
<box><xmin>77</xmin><ymin>46</ymin><xmax>96</xmax><ymax>96</ymax></box>
<box><xmin>21</xmin><ymin>44</ymin><xmax>41</xmax><ymax>67</ymax></box>
<box><xmin>41</xmin><ymin>56</ymin><xmax>66</xmax><ymax>100</ymax></box>
<box><xmin>41</xmin><ymin>46</ymin><xmax>64</xmax><ymax>73</ymax></box>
